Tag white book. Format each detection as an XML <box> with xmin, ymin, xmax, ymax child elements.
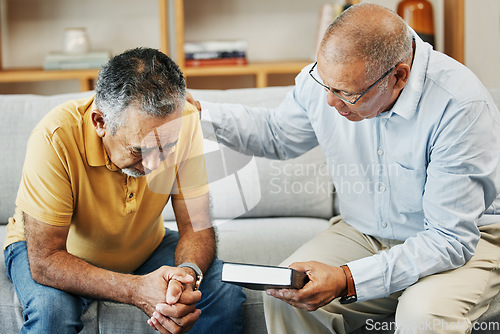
<box><xmin>222</xmin><ymin>262</ymin><xmax>309</xmax><ymax>290</ymax></box>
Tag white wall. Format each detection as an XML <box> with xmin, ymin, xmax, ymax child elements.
<box><xmin>465</xmin><ymin>0</ymin><xmax>500</xmax><ymax>89</ymax></box>
<box><xmin>0</xmin><ymin>0</ymin><xmax>161</xmax><ymax>94</ymax></box>
<box><xmin>183</xmin><ymin>0</ymin><xmax>346</xmax><ymax>62</ymax></box>
<box><xmin>1</xmin><ymin>0</ymin><xmax>160</xmax><ymax>68</ymax></box>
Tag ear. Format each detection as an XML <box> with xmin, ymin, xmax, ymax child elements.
<box><xmin>91</xmin><ymin>110</ymin><xmax>106</xmax><ymax>138</ymax></box>
<box><xmin>393</xmin><ymin>63</ymin><xmax>411</xmax><ymax>91</ymax></box>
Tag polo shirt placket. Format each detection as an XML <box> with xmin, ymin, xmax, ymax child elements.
<box><xmin>125</xmin><ymin>176</ymin><xmax>138</xmax><ymax>214</ymax></box>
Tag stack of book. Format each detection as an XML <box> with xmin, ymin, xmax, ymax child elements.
<box><xmin>43</xmin><ymin>51</ymin><xmax>111</xmax><ymax>70</ymax></box>
<box><xmin>184</xmin><ymin>40</ymin><xmax>247</xmax><ymax>67</ymax></box>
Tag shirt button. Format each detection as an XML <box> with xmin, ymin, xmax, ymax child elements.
<box><xmin>379</xmin><ymin>184</ymin><xmax>386</xmax><ymax>192</ymax></box>
<box><xmin>381</xmin><ymin>221</ymin><xmax>388</xmax><ymax>228</ymax></box>
<box><xmin>377</xmin><ymin>149</ymin><xmax>384</xmax><ymax>156</ymax></box>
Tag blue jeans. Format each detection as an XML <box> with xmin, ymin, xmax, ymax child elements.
<box><xmin>4</xmin><ymin>228</ymin><xmax>246</xmax><ymax>334</ymax></box>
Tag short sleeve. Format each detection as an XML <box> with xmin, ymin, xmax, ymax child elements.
<box><xmin>16</xmin><ymin>128</ymin><xmax>73</xmax><ymax>226</ymax></box>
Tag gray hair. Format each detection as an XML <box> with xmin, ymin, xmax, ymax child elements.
<box><xmin>95</xmin><ymin>47</ymin><xmax>186</xmax><ymax>134</ymax></box>
<box><xmin>320</xmin><ymin>3</ymin><xmax>413</xmax><ymax>84</ymax></box>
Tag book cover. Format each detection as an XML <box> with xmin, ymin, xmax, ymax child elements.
<box><xmin>184</xmin><ymin>40</ymin><xmax>247</xmax><ymax>63</ymax></box>
<box><xmin>185</xmin><ymin>40</ymin><xmax>247</xmax><ymax>55</ymax></box>
<box><xmin>222</xmin><ymin>262</ymin><xmax>309</xmax><ymax>290</ymax></box>
<box><xmin>185</xmin><ymin>57</ymin><xmax>247</xmax><ymax>67</ymax></box>
<box><xmin>185</xmin><ymin>50</ymin><xmax>246</xmax><ymax>60</ymax></box>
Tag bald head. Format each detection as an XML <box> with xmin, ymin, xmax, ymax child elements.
<box><xmin>319</xmin><ymin>3</ymin><xmax>412</xmax><ymax>81</ymax></box>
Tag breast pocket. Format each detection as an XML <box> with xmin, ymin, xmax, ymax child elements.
<box><xmin>391</xmin><ymin>163</ymin><xmax>426</xmax><ymax>214</ymax></box>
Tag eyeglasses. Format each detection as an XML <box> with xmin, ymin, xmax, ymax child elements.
<box><xmin>309</xmin><ymin>61</ymin><xmax>401</xmax><ymax>105</ymax></box>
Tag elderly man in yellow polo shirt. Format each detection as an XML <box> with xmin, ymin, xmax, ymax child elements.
<box><xmin>3</xmin><ymin>47</ymin><xmax>245</xmax><ymax>334</ymax></box>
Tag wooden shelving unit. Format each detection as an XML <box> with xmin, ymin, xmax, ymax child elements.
<box><xmin>0</xmin><ymin>0</ymin><xmax>309</xmax><ymax>91</ymax></box>
<box><xmin>160</xmin><ymin>0</ymin><xmax>310</xmax><ymax>88</ymax></box>
<box><xmin>443</xmin><ymin>0</ymin><xmax>465</xmax><ymax>64</ymax></box>
<box><xmin>0</xmin><ymin>0</ymin><xmax>464</xmax><ymax>92</ymax></box>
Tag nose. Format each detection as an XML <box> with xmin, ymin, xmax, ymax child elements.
<box><xmin>142</xmin><ymin>151</ymin><xmax>162</xmax><ymax>172</ymax></box>
<box><xmin>326</xmin><ymin>90</ymin><xmax>346</xmax><ymax>108</ymax></box>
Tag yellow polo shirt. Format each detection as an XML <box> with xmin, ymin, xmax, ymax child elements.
<box><xmin>5</xmin><ymin>96</ymin><xmax>208</xmax><ymax>273</ymax></box>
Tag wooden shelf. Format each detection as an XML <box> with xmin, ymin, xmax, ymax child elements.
<box><xmin>0</xmin><ymin>68</ymin><xmax>99</xmax><ymax>91</ymax></box>
<box><xmin>183</xmin><ymin>60</ymin><xmax>311</xmax><ymax>88</ymax></box>
<box><xmin>444</xmin><ymin>0</ymin><xmax>465</xmax><ymax>64</ymax></box>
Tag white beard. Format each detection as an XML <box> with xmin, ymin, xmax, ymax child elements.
<box><xmin>121</xmin><ymin>168</ymin><xmax>144</xmax><ymax>178</ymax></box>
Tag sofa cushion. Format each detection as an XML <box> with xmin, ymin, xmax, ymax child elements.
<box><xmin>240</xmin><ymin>147</ymin><xmax>334</xmax><ymax>219</ymax></box>
<box><xmin>0</xmin><ymin>91</ymin><xmax>94</xmax><ymax>224</ymax></box>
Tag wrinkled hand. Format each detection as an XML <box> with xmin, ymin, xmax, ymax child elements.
<box><xmin>133</xmin><ymin>266</ymin><xmax>201</xmax><ymax>333</ymax></box>
<box><xmin>186</xmin><ymin>92</ymin><xmax>201</xmax><ymax>114</ymax></box>
<box><xmin>147</xmin><ymin>282</ymin><xmax>201</xmax><ymax>334</ymax></box>
<box><xmin>266</xmin><ymin>261</ymin><xmax>347</xmax><ymax>311</ymax></box>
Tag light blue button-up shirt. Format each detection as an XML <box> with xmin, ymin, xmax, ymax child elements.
<box><xmin>201</xmin><ymin>34</ymin><xmax>500</xmax><ymax>302</ymax></box>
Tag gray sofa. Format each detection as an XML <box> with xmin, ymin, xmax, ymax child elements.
<box><xmin>1</xmin><ymin>86</ymin><xmax>499</xmax><ymax>333</ymax></box>
<box><xmin>0</xmin><ymin>86</ymin><xmax>333</xmax><ymax>333</ymax></box>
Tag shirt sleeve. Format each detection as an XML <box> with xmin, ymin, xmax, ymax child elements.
<box><xmin>16</xmin><ymin>128</ymin><xmax>74</xmax><ymax>226</ymax></box>
<box><xmin>171</xmin><ymin>106</ymin><xmax>209</xmax><ymax>200</ymax></box>
<box><xmin>200</xmin><ymin>71</ymin><xmax>320</xmax><ymax>160</ymax></box>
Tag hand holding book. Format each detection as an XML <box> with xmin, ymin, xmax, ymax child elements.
<box><xmin>264</xmin><ymin>261</ymin><xmax>349</xmax><ymax>312</ymax></box>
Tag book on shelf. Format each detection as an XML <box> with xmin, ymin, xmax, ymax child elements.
<box><xmin>185</xmin><ymin>57</ymin><xmax>247</xmax><ymax>67</ymax></box>
<box><xmin>185</xmin><ymin>40</ymin><xmax>247</xmax><ymax>67</ymax></box>
<box><xmin>185</xmin><ymin>50</ymin><xmax>246</xmax><ymax>61</ymax></box>
<box><xmin>221</xmin><ymin>262</ymin><xmax>309</xmax><ymax>290</ymax></box>
<box><xmin>43</xmin><ymin>51</ymin><xmax>111</xmax><ymax>70</ymax></box>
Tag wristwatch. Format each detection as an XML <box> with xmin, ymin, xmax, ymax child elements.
<box><xmin>178</xmin><ymin>262</ymin><xmax>203</xmax><ymax>290</ymax></box>
<box><xmin>339</xmin><ymin>265</ymin><xmax>357</xmax><ymax>304</ymax></box>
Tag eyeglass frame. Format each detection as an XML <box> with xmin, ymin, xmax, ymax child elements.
<box><xmin>308</xmin><ymin>60</ymin><xmax>402</xmax><ymax>105</ymax></box>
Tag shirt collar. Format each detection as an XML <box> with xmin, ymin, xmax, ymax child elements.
<box><xmin>386</xmin><ymin>29</ymin><xmax>432</xmax><ymax>120</ymax></box>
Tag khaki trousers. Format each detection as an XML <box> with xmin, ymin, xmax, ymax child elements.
<box><xmin>263</xmin><ymin>217</ymin><xmax>500</xmax><ymax>334</ymax></box>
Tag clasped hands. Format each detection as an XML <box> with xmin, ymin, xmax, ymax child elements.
<box><xmin>141</xmin><ymin>266</ymin><xmax>202</xmax><ymax>334</ymax></box>
<box><xmin>266</xmin><ymin>261</ymin><xmax>347</xmax><ymax>312</ymax></box>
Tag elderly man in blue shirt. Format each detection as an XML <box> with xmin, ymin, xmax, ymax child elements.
<box><xmin>191</xmin><ymin>3</ymin><xmax>500</xmax><ymax>333</ymax></box>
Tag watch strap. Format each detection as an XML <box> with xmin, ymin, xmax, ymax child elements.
<box><xmin>339</xmin><ymin>265</ymin><xmax>357</xmax><ymax>304</ymax></box>
<box><xmin>178</xmin><ymin>262</ymin><xmax>203</xmax><ymax>290</ymax></box>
